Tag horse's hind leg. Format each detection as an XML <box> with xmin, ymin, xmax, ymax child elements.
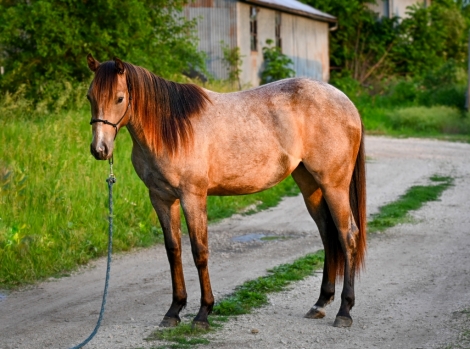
<box><xmin>321</xmin><ymin>185</ymin><xmax>360</xmax><ymax>327</ymax></box>
<box><xmin>292</xmin><ymin>164</ymin><xmax>336</xmax><ymax>319</ymax></box>
<box><xmin>149</xmin><ymin>192</ymin><xmax>187</xmax><ymax>327</ymax></box>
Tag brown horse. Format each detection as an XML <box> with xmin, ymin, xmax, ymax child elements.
<box><xmin>86</xmin><ymin>55</ymin><xmax>366</xmax><ymax>329</ymax></box>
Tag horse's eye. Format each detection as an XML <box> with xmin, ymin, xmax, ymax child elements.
<box><xmin>86</xmin><ymin>95</ymin><xmax>91</xmax><ymax>101</ymax></box>
<box><xmin>117</xmin><ymin>97</ymin><xmax>124</xmax><ymax>104</ymax></box>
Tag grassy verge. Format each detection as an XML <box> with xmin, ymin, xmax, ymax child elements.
<box><xmin>0</xmin><ymin>109</ymin><xmax>298</xmax><ymax>288</ymax></box>
<box><xmin>443</xmin><ymin>309</ymin><xmax>470</xmax><ymax>349</ymax></box>
<box><xmin>368</xmin><ymin>175</ymin><xmax>454</xmax><ymax>233</ymax></box>
<box><xmin>213</xmin><ymin>251</ymin><xmax>324</xmax><ymax>315</ymax></box>
<box><xmin>361</xmin><ymin>105</ymin><xmax>470</xmax><ymax>142</ymax></box>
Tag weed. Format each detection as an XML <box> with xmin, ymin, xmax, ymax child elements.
<box><xmin>368</xmin><ymin>176</ymin><xmax>453</xmax><ymax>233</ymax></box>
<box><xmin>213</xmin><ymin>251</ymin><xmax>324</xmax><ymax>316</ymax></box>
<box><xmin>146</xmin><ymin>316</ymin><xmax>229</xmax><ymax>348</ymax></box>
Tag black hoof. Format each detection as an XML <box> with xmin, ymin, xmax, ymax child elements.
<box><xmin>159</xmin><ymin>316</ymin><xmax>180</xmax><ymax>327</ymax></box>
<box><xmin>192</xmin><ymin>320</ymin><xmax>210</xmax><ymax>330</ymax></box>
<box><xmin>333</xmin><ymin>315</ymin><xmax>353</xmax><ymax>328</ymax></box>
<box><xmin>305</xmin><ymin>306</ymin><xmax>326</xmax><ymax>319</ymax></box>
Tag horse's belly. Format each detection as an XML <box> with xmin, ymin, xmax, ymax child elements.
<box><xmin>207</xmin><ymin>154</ymin><xmax>299</xmax><ymax>196</ymax></box>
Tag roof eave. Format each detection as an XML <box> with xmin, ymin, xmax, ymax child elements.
<box><xmin>241</xmin><ymin>0</ymin><xmax>337</xmax><ymax>24</ymax></box>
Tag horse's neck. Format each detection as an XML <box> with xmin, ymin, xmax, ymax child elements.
<box><xmin>126</xmin><ymin>121</ymin><xmax>149</xmax><ymax>154</ymax></box>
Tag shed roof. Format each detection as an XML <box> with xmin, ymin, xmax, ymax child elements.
<box><xmin>242</xmin><ymin>0</ymin><xmax>337</xmax><ymax>23</ymax></box>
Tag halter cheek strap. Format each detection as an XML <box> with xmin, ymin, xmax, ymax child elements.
<box><xmin>90</xmin><ymin>82</ymin><xmax>133</xmax><ymax>140</ymax></box>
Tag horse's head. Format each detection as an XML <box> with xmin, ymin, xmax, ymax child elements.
<box><xmin>86</xmin><ymin>54</ymin><xmax>132</xmax><ymax>160</ymax></box>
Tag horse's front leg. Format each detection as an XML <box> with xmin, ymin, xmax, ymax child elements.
<box><xmin>180</xmin><ymin>191</ymin><xmax>214</xmax><ymax>329</ymax></box>
<box><xmin>149</xmin><ymin>191</ymin><xmax>187</xmax><ymax>327</ymax></box>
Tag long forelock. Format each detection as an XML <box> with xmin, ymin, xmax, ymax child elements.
<box><xmin>91</xmin><ymin>61</ymin><xmax>121</xmax><ymax>106</ymax></box>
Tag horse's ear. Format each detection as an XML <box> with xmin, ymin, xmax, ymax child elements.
<box><xmin>114</xmin><ymin>57</ymin><xmax>125</xmax><ymax>75</ymax></box>
<box><xmin>87</xmin><ymin>54</ymin><xmax>100</xmax><ymax>72</ymax></box>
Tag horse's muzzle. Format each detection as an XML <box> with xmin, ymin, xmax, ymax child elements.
<box><xmin>90</xmin><ymin>142</ymin><xmax>111</xmax><ymax>160</ymax></box>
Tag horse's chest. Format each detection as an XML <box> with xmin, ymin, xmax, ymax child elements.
<box><xmin>131</xmin><ymin>151</ymin><xmax>176</xmax><ymax>194</ymax></box>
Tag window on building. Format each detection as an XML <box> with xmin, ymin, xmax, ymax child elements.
<box><xmin>275</xmin><ymin>12</ymin><xmax>282</xmax><ymax>51</ymax></box>
<box><xmin>383</xmin><ymin>0</ymin><xmax>390</xmax><ymax>18</ymax></box>
<box><xmin>250</xmin><ymin>7</ymin><xmax>258</xmax><ymax>52</ymax></box>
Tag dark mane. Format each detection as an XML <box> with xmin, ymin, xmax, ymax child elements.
<box><xmin>92</xmin><ymin>61</ymin><xmax>211</xmax><ymax>155</ymax></box>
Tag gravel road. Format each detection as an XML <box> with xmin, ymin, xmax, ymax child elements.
<box><xmin>1</xmin><ymin>136</ymin><xmax>469</xmax><ymax>349</ymax></box>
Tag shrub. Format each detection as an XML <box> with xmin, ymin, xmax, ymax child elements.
<box><xmin>260</xmin><ymin>39</ymin><xmax>295</xmax><ymax>85</ymax></box>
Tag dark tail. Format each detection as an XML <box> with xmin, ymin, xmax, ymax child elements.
<box><xmin>324</xmin><ymin>123</ymin><xmax>367</xmax><ymax>282</ymax></box>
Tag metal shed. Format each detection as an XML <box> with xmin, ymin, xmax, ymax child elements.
<box><xmin>185</xmin><ymin>0</ymin><xmax>337</xmax><ymax>87</ymax></box>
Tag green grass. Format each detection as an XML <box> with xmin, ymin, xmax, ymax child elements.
<box><xmin>362</xmin><ymin>105</ymin><xmax>470</xmax><ymax>142</ymax></box>
<box><xmin>441</xmin><ymin>309</ymin><xmax>470</xmax><ymax>349</ymax></box>
<box><xmin>368</xmin><ymin>175</ymin><xmax>454</xmax><ymax>233</ymax></box>
<box><xmin>0</xmin><ymin>108</ymin><xmax>298</xmax><ymax>288</ymax></box>
<box><xmin>213</xmin><ymin>251</ymin><xmax>324</xmax><ymax>315</ymax></box>
<box><xmin>145</xmin><ymin>316</ymin><xmax>228</xmax><ymax>349</ymax></box>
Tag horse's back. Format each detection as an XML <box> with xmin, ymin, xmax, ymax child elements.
<box><xmin>197</xmin><ymin>78</ymin><xmax>362</xmax><ymax>195</ymax></box>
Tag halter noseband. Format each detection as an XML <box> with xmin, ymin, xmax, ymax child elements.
<box><xmin>90</xmin><ymin>80</ymin><xmax>132</xmax><ymax>140</ymax></box>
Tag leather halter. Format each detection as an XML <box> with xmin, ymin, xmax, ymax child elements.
<box><xmin>90</xmin><ymin>79</ymin><xmax>132</xmax><ymax>139</ymax></box>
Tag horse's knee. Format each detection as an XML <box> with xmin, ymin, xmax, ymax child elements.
<box><xmin>165</xmin><ymin>244</ymin><xmax>182</xmax><ymax>262</ymax></box>
<box><xmin>192</xmin><ymin>245</ymin><xmax>209</xmax><ymax>269</ymax></box>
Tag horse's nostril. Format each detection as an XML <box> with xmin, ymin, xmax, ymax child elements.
<box><xmin>101</xmin><ymin>143</ymin><xmax>108</xmax><ymax>157</ymax></box>
<box><xmin>90</xmin><ymin>142</ymin><xmax>109</xmax><ymax>160</ymax></box>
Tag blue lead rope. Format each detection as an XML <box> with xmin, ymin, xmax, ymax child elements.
<box><xmin>69</xmin><ymin>159</ymin><xmax>115</xmax><ymax>349</ymax></box>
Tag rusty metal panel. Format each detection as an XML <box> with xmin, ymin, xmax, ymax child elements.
<box><xmin>237</xmin><ymin>2</ymin><xmax>253</xmax><ymax>87</ymax></box>
<box><xmin>186</xmin><ymin>1</ymin><xmax>238</xmax><ymax>80</ymax></box>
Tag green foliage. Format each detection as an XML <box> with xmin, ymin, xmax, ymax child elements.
<box><xmin>395</xmin><ymin>0</ymin><xmax>467</xmax><ymax>77</ymax></box>
<box><xmin>0</xmin><ymin>80</ymin><xmax>89</xmax><ymax>117</ymax></box>
<box><xmin>386</xmin><ymin>106</ymin><xmax>470</xmax><ymax>134</ymax></box>
<box><xmin>260</xmin><ymin>39</ymin><xmax>295</xmax><ymax>85</ymax></box>
<box><xmin>0</xmin><ymin>0</ymin><xmax>204</xmax><ymax>99</ymax></box>
<box><xmin>220</xmin><ymin>41</ymin><xmax>243</xmax><ymax>90</ymax></box>
<box><xmin>213</xmin><ymin>251</ymin><xmax>324</xmax><ymax>315</ymax></box>
<box><xmin>368</xmin><ymin>176</ymin><xmax>453</xmax><ymax>233</ymax></box>
<box><xmin>303</xmin><ymin>0</ymin><xmax>469</xmax><ymax>83</ymax></box>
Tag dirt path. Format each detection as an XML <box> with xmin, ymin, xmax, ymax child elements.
<box><xmin>1</xmin><ymin>136</ymin><xmax>469</xmax><ymax>349</ymax></box>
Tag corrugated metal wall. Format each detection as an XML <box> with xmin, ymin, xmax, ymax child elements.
<box><xmin>187</xmin><ymin>0</ymin><xmax>330</xmax><ymax>86</ymax></box>
<box><xmin>281</xmin><ymin>13</ymin><xmax>329</xmax><ymax>82</ymax></box>
<box><xmin>185</xmin><ymin>0</ymin><xmax>238</xmax><ymax>80</ymax></box>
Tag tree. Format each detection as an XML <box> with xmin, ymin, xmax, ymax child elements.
<box><xmin>0</xmin><ymin>0</ymin><xmax>204</xmax><ymax>96</ymax></box>
<box><xmin>302</xmin><ymin>0</ymin><xmax>469</xmax><ymax>83</ymax></box>
<box><xmin>394</xmin><ymin>0</ymin><xmax>467</xmax><ymax>77</ymax></box>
